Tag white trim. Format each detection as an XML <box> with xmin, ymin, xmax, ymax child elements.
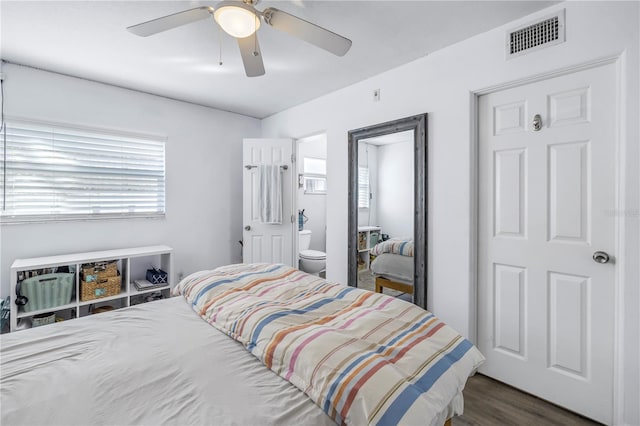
<box><xmin>293</xmin><ymin>137</ymin><xmax>300</xmax><ymax>265</ymax></box>
<box><xmin>290</xmin><ymin>138</ymin><xmax>297</xmax><ymax>268</ymax></box>
<box><xmin>475</xmin><ymin>55</ymin><xmax>620</xmax><ymax>96</ymax></box>
<box><xmin>612</xmin><ymin>50</ymin><xmax>627</xmax><ymax>426</ymax></box>
<box><xmin>0</xmin><ymin>212</ymin><xmax>165</xmax><ymax>226</ymax></box>
<box><xmin>471</xmin><ymin>55</ymin><xmax>625</xmax><ymax>424</ymax></box>
<box><xmin>468</xmin><ymin>91</ymin><xmax>479</xmax><ymax>345</ymax></box>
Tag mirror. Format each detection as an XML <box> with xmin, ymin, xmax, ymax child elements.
<box><xmin>348</xmin><ymin>114</ymin><xmax>428</xmax><ymax>309</ymax></box>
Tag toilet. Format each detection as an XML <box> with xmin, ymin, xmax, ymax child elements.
<box><xmin>298</xmin><ymin>230</ymin><xmax>326</xmax><ymax>275</ymax></box>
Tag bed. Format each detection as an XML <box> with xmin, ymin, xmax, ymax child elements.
<box><xmin>370</xmin><ymin>239</ymin><xmax>415</xmax><ymax>296</ymax></box>
<box><xmin>1</xmin><ymin>263</ymin><xmax>483</xmax><ymax>425</ymax></box>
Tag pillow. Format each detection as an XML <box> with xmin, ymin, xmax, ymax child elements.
<box><xmin>369</xmin><ymin>239</ymin><xmax>414</xmax><ymax>257</ymax></box>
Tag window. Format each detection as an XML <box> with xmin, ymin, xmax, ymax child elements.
<box><xmin>302</xmin><ymin>157</ymin><xmax>326</xmax><ymax>194</ymax></box>
<box><xmin>303</xmin><ymin>157</ymin><xmax>326</xmax><ymax>175</ymax></box>
<box><xmin>1</xmin><ymin>120</ymin><xmax>166</xmax><ymax>223</ymax></box>
<box><xmin>358</xmin><ymin>166</ymin><xmax>369</xmax><ymax>208</ymax></box>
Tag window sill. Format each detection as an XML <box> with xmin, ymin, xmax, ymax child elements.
<box><xmin>0</xmin><ymin>213</ymin><xmax>166</xmax><ymax>226</ymax></box>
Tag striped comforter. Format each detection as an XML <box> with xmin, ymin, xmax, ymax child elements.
<box><xmin>174</xmin><ymin>263</ymin><xmax>484</xmax><ymax>425</ymax></box>
<box><xmin>370</xmin><ymin>239</ymin><xmax>414</xmax><ymax>257</ymax></box>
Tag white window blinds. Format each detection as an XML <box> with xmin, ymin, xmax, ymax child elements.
<box><xmin>1</xmin><ymin>120</ymin><xmax>166</xmax><ymax>223</ymax></box>
<box><xmin>358</xmin><ymin>166</ymin><xmax>369</xmax><ymax>209</ymax></box>
<box><xmin>303</xmin><ymin>157</ymin><xmax>327</xmax><ymax>194</ymax></box>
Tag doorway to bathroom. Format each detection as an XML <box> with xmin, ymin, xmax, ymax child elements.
<box><xmin>296</xmin><ymin>134</ymin><xmax>327</xmax><ymax>277</ymax></box>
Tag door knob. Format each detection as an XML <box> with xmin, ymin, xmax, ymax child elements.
<box><xmin>592</xmin><ymin>251</ymin><xmax>610</xmax><ymax>264</ymax></box>
<box><xmin>244</xmin><ymin>225</ymin><xmax>251</xmax><ymax>231</ymax></box>
<box><xmin>532</xmin><ymin>114</ymin><xmax>543</xmax><ymax>131</ymax></box>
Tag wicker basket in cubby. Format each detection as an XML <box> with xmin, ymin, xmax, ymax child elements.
<box><xmin>82</xmin><ymin>260</ymin><xmax>118</xmax><ymax>281</ymax></box>
<box><xmin>81</xmin><ymin>273</ymin><xmax>121</xmax><ymax>301</ymax></box>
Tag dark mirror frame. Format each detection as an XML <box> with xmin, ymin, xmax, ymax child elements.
<box><xmin>347</xmin><ymin>113</ymin><xmax>428</xmax><ymax>309</ymax></box>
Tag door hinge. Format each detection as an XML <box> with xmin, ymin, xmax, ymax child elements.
<box><xmin>291</xmin><ymin>214</ymin><xmax>295</xmax><ymax>224</ymax></box>
<box><xmin>291</xmin><ymin>153</ymin><xmax>296</xmax><ymax>163</ymax></box>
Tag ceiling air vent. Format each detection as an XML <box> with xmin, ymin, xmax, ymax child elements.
<box><xmin>506</xmin><ymin>10</ymin><xmax>565</xmax><ymax>59</ymax></box>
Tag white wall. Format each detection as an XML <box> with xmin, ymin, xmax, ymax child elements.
<box><xmin>260</xmin><ymin>2</ymin><xmax>639</xmax><ymax>424</ymax></box>
<box><xmin>0</xmin><ymin>63</ymin><xmax>261</xmax><ymax>298</ymax></box>
<box><xmin>297</xmin><ymin>136</ymin><xmax>326</xmax><ymax>251</ymax></box>
<box><xmin>357</xmin><ymin>142</ymin><xmax>378</xmax><ymax>226</ymax></box>
<box><xmin>377</xmin><ymin>140</ymin><xmax>414</xmax><ymax>239</ymax></box>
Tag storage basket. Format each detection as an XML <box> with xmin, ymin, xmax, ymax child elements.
<box><xmin>146</xmin><ymin>268</ymin><xmax>168</xmax><ymax>285</ymax></box>
<box><xmin>32</xmin><ymin>312</ymin><xmax>56</xmax><ymax>327</ymax></box>
<box><xmin>81</xmin><ymin>273</ymin><xmax>121</xmax><ymax>301</ymax></box>
<box><xmin>96</xmin><ymin>261</ymin><xmax>118</xmax><ymax>279</ymax></box>
<box><xmin>370</xmin><ymin>232</ymin><xmax>380</xmax><ymax>247</ymax></box>
<box><xmin>358</xmin><ymin>232</ymin><xmax>367</xmax><ymax>250</ymax></box>
<box><xmin>82</xmin><ymin>261</ymin><xmax>118</xmax><ymax>282</ymax></box>
<box><xmin>20</xmin><ymin>273</ymin><xmax>75</xmax><ymax>313</ymax></box>
<box><xmin>92</xmin><ymin>305</ymin><xmax>115</xmax><ymax>314</ymax></box>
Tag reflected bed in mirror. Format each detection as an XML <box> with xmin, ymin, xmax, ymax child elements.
<box><xmin>347</xmin><ymin>114</ymin><xmax>427</xmax><ymax>308</ymax></box>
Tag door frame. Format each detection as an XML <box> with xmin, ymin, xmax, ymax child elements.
<box><xmin>293</xmin><ymin>133</ymin><xmax>329</xmax><ymax>269</ymax></box>
<box><xmin>470</xmin><ymin>54</ymin><xmax>624</xmax><ymax>423</ymax></box>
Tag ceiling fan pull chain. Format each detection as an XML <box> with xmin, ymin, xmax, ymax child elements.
<box><xmin>253</xmin><ymin>18</ymin><xmax>258</xmax><ymax>56</ymax></box>
<box><xmin>219</xmin><ymin>26</ymin><xmax>224</xmax><ymax>66</ymax></box>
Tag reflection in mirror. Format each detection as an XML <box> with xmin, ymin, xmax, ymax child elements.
<box><xmin>348</xmin><ymin>114</ymin><xmax>427</xmax><ymax>308</ymax></box>
<box><xmin>356</xmin><ymin>131</ymin><xmax>414</xmax><ymax>293</ymax></box>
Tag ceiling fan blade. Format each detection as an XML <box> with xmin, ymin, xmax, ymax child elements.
<box><xmin>127</xmin><ymin>7</ymin><xmax>213</xmax><ymax>37</ymax></box>
<box><xmin>262</xmin><ymin>7</ymin><xmax>352</xmax><ymax>56</ymax></box>
<box><xmin>237</xmin><ymin>34</ymin><xmax>266</xmax><ymax>77</ymax></box>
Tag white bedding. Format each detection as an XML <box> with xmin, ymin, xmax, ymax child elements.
<box><xmin>1</xmin><ymin>295</ymin><xmax>466</xmax><ymax>425</ymax></box>
<box><xmin>370</xmin><ymin>253</ymin><xmax>414</xmax><ymax>283</ymax></box>
<box><xmin>0</xmin><ymin>297</ymin><xmax>334</xmax><ymax>426</ymax></box>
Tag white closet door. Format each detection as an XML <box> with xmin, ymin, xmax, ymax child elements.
<box><xmin>478</xmin><ymin>63</ymin><xmax>617</xmax><ymax>424</ymax></box>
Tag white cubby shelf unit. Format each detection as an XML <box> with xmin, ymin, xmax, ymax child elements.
<box><xmin>357</xmin><ymin>226</ymin><xmax>381</xmax><ymax>271</ymax></box>
<box><xmin>10</xmin><ymin>245</ymin><xmax>173</xmax><ymax>332</ymax></box>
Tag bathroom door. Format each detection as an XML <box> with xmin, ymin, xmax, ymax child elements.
<box><xmin>242</xmin><ymin>138</ymin><xmax>295</xmax><ymax>266</ymax></box>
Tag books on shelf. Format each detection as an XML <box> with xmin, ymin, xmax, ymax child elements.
<box><xmin>133</xmin><ymin>279</ymin><xmax>166</xmax><ymax>291</ymax></box>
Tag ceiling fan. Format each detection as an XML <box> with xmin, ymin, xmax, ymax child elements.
<box><xmin>127</xmin><ymin>0</ymin><xmax>352</xmax><ymax>77</ymax></box>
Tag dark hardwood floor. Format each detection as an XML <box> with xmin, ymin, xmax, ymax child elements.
<box><xmin>454</xmin><ymin>374</ymin><xmax>601</xmax><ymax>426</ymax></box>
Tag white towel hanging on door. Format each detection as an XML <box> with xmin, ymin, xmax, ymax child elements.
<box><xmin>258</xmin><ymin>164</ymin><xmax>283</xmax><ymax>224</ymax></box>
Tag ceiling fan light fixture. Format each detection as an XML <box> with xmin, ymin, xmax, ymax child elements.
<box><xmin>128</xmin><ymin>2</ymin><xmax>352</xmax><ymax>78</ymax></box>
<box><xmin>214</xmin><ymin>2</ymin><xmax>261</xmax><ymax>39</ymax></box>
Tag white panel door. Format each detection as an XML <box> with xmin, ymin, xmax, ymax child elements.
<box><xmin>478</xmin><ymin>64</ymin><xmax>616</xmax><ymax>424</ymax></box>
<box><xmin>242</xmin><ymin>138</ymin><xmax>294</xmax><ymax>266</ymax></box>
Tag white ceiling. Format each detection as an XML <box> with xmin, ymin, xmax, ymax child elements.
<box><xmin>1</xmin><ymin>1</ymin><xmax>557</xmax><ymax>119</ymax></box>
